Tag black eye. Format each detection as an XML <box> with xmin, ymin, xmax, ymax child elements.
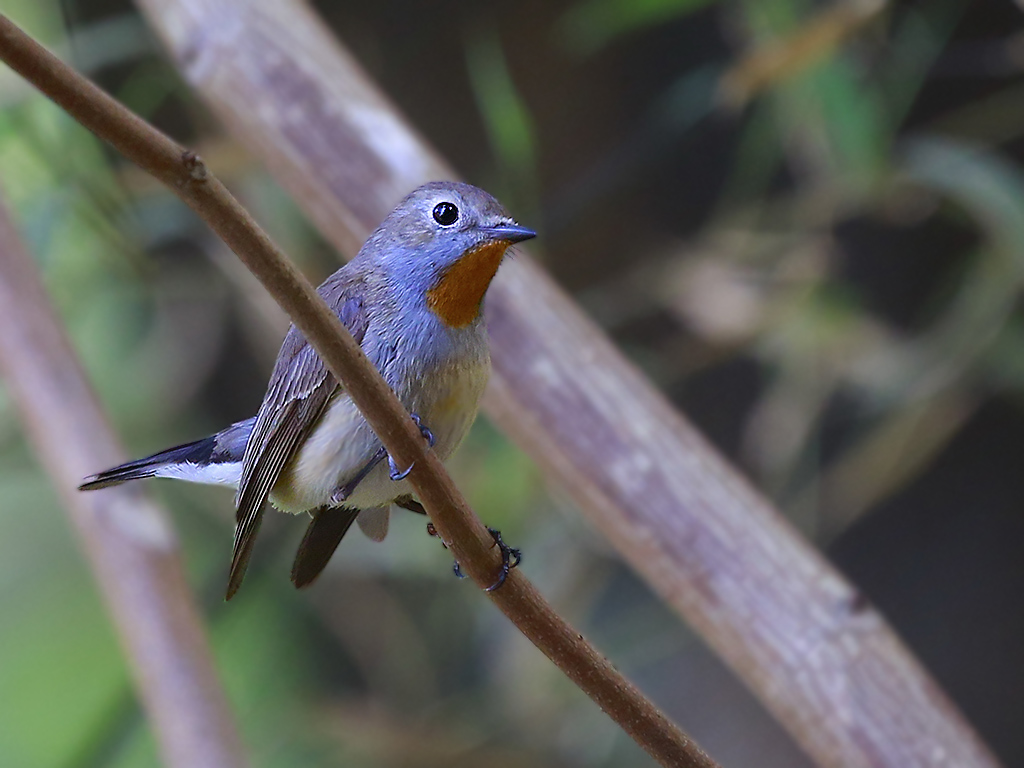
<box><xmin>433</xmin><ymin>201</ymin><xmax>459</xmax><ymax>226</ymax></box>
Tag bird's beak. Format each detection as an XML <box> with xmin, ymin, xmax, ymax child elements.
<box><xmin>482</xmin><ymin>223</ymin><xmax>537</xmax><ymax>244</ymax></box>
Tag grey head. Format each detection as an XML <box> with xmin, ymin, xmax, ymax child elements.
<box><xmin>353</xmin><ymin>181</ymin><xmax>536</xmax><ymax>301</ymax></box>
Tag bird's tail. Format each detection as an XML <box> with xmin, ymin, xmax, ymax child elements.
<box><xmin>79</xmin><ymin>418</ymin><xmax>254</xmax><ymax>491</ymax></box>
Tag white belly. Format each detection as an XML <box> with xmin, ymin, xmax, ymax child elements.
<box><xmin>269</xmin><ymin>354</ymin><xmax>490</xmax><ymax>513</ymax></box>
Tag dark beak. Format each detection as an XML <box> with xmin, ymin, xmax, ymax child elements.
<box><xmin>484</xmin><ymin>223</ymin><xmax>537</xmax><ymax>244</ymax></box>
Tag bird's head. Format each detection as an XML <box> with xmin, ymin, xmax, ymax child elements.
<box><xmin>363</xmin><ymin>181</ymin><xmax>535</xmax><ymax>328</ymax></box>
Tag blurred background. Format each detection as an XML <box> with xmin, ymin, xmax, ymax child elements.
<box><xmin>1</xmin><ymin>0</ymin><xmax>1023</xmax><ymax>765</ymax></box>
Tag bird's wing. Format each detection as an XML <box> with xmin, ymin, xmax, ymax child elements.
<box><xmin>226</xmin><ymin>282</ymin><xmax>369</xmax><ymax>599</ymax></box>
<box><xmin>291</xmin><ymin>506</ymin><xmax>365</xmax><ymax>588</ymax></box>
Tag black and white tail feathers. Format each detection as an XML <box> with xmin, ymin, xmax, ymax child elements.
<box><xmin>78</xmin><ymin>418</ymin><xmax>254</xmax><ymax>491</ymax></box>
<box><xmin>79</xmin><ymin>416</ymin><xmax>396</xmax><ymax>595</ymax></box>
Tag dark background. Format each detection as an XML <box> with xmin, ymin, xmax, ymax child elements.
<box><xmin>0</xmin><ymin>0</ymin><xmax>1021</xmax><ymax>765</ymax></box>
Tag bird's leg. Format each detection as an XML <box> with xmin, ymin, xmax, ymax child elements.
<box><xmin>426</xmin><ymin>522</ymin><xmax>521</xmax><ymax>590</ymax></box>
<box><xmin>387</xmin><ymin>412</ymin><xmax>435</xmax><ymax>481</ymax></box>
<box><xmin>330</xmin><ymin>446</ymin><xmax>385</xmax><ymax>505</ymax></box>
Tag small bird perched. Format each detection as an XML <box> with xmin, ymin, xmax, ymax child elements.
<box><xmin>80</xmin><ymin>181</ymin><xmax>535</xmax><ymax>599</ymax></box>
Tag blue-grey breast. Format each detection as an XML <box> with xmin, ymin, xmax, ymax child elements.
<box><xmin>79</xmin><ymin>181</ymin><xmax>535</xmax><ymax>598</ymax></box>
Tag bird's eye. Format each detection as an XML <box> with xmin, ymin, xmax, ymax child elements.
<box><xmin>432</xmin><ymin>202</ymin><xmax>459</xmax><ymax>226</ymax></box>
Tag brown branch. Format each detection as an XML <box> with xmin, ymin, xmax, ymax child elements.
<box><xmin>0</xmin><ymin>199</ymin><xmax>245</xmax><ymax>761</ymax></box>
<box><xmin>0</xmin><ymin>13</ymin><xmax>716</xmax><ymax>768</ymax></box>
<box><xmin>127</xmin><ymin>2</ymin><xmax>1002</xmax><ymax>767</ymax></box>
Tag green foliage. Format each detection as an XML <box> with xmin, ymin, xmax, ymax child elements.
<box><xmin>465</xmin><ymin>23</ymin><xmax>539</xmax><ymax>223</ymax></box>
<box><xmin>559</xmin><ymin>0</ymin><xmax>720</xmax><ymax>55</ymax></box>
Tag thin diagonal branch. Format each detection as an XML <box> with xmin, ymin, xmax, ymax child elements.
<box><xmin>0</xmin><ymin>14</ymin><xmax>716</xmax><ymax>768</ymax></box>
<box><xmin>130</xmin><ymin>2</ymin><xmax>1002</xmax><ymax>767</ymax></box>
<box><xmin>0</xmin><ymin>198</ymin><xmax>245</xmax><ymax>765</ymax></box>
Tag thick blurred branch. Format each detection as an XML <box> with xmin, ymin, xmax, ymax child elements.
<box><xmin>0</xmin><ymin>13</ymin><xmax>715</xmax><ymax>768</ymax></box>
<box><xmin>0</xmin><ymin>199</ymin><xmax>245</xmax><ymax>764</ymax></box>
<box><xmin>128</xmin><ymin>1</ymin><xmax>1002</xmax><ymax>766</ymax></box>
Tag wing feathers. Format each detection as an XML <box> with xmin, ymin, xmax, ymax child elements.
<box><xmin>227</xmin><ymin>287</ymin><xmax>370</xmax><ymax>599</ymax></box>
<box><xmin>228</xmin><ymin>391</ymin><xmax>331</xmax><ymax>598</ymax></box>
<box><xmin>291</xmin><ymin>506</ymin><xmax>360</xmax><ymax>588</ymax></box>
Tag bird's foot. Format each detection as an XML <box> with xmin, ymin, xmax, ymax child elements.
<box><xmin>387</xmin><ymin>412</ymin><xmax>435</xmax><ymax>481</ymax></box>
<box><xmin>484</xmin><ymin>528</ymin><xmax>521</xmax><ymax>592</ymax></box>
<box><xmin>411</xmin><ymin>412</ymin><xmax>435</xmax><ymax>447</ymax></box>
<box><xmin>427</xmin><ymin>523</ymin><xmax>521</xmax><ymax>591</ymax></box>
<box><xmin>387</xmin><ymin>454</ymin><xmax>413</xmax><ymax>481</ymax></box>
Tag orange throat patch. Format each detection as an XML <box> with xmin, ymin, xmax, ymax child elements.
<box><xmin>426</xmin><ymin>240</ymin><xmax>510</xmax><ymax>328</ymax></box>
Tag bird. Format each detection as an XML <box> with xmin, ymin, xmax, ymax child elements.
<box><xmin>79</xmin><ymin>181</ymin><xmax>535</xmax><ymax>599</ymax></box>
